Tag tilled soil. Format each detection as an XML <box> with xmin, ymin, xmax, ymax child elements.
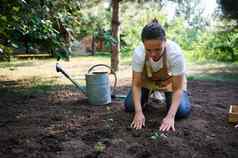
<box><xmin>0</xmin><ymin>80</ymin><xmax>238</xmax><ymax>158</ymax></box>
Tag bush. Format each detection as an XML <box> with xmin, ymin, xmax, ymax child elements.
<box><xmin>120</xmin><ymin>2</ymin><xmax>168</xmax><ymax>57</ymax></box>
<box><xmin>190</xmin><ymin>27</ymin><xmax>238</xmax><ymax>62</ymax></box>
<box><xmin>0</xmin><ymin>44</ymin><xmax>13</xmax><ymax>61</ymax></box>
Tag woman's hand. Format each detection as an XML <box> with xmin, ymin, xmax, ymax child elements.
<box><xmin>131</xmin><ymin>111</ymin><xmax>145</xmax><ymax>130</ymax></box>
<box><xmin>159</xmin><ymin>115</ymin><xmax>175</xmax><ymax>132</ymax></box>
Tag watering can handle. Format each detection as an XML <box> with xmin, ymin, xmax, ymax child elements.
<box><xmin>88</xmin><ymin>64</ymin><xmax>117</xmax><ymax>95</ymax></box>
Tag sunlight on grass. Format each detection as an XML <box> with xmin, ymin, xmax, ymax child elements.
<box><xmin>0</xmin><ymin>56</ymin><xmax>111</xmax><ymax>94</ymax></box>
<box><xmin>186</xmin><ymin>61</ymin><xmax>238</xmax><ymax>81</ymax></box>
<box><xmin>0</xmin><ymin>56</ymin><xmax>110</xmax><ymax>80</ymax></box>
<box><xmin>187</xmin><ymin>74</ymin><xmax>238</xmax><ymax>82</ymax></box>
<box><xmin>0</xmin><ymin>55</ymin><xmax>238</xmax><ymax>94</ymax></box>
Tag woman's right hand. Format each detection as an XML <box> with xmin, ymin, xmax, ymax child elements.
<box><xmin>130</xmin><ymin>111</ymin><xmax>145</xmax><ymax>129</ymax></box>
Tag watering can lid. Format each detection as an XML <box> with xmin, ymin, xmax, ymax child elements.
<box><xmin>92</xmin><ymin>71</ymin><xmax>108</xmax><ymax>74</ymax></box>
<box><xmin>86</xmin><ymin>71</ymin><xmax>108</xmax><ymax>76</ymax></box>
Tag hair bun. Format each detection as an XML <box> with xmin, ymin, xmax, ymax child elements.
<box><xmin>152</xmin><ymin>18</ymin><xmax>158</xmax><ymax>23</ymax></box>
<box><xmin>141</xmin><ymin>18</ymin><xmax>166</xmax><ymax>41</ymax></box>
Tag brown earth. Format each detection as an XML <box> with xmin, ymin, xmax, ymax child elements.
<box><xmin>0</xmin><ymin>79</ymin><xmax>238</xmax><ymax>158</ymax></box>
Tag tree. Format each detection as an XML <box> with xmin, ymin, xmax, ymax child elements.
<box><xmin>0</xmin><ymin>0</ymin><xmax>81</xmax><ymax>55</ymax></box>
<box><xmin>111</xmin><ymin>0</ymin><xmax>121</xmax><ymax>72</ymax></box>
<box><xmin>219</xmin><ymin>0</ymin><xmax>238</xmax><ymax>24</ymax></box>
<box><xmin>173</xmin><ymin>0</ymin><xmax>208</xmax><ymax>29</ymax></box>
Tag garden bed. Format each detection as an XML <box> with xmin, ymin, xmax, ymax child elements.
<box><xmin>0</xmin><ymin>79</ymin><xmax>238</xmax><ymax>158</ymax></box>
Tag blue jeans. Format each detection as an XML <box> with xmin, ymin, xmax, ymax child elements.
<box><xmin>124</xmin><ymin>88</ymin><xmax>191</xmax><ymax>119</ymax></box>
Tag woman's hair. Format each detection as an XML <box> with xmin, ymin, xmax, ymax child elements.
<box><xmin>141</xmin><ymin>19</ymin><xmax>166</xmax><ymax>42</ymax></box>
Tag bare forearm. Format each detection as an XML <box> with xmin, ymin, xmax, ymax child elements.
<box><xmin>167</xmin><ymin>90</ymin><xmax>183</xmax><ymax>118</ymax></box>
<box><xmin>160</xmin><ymin>75</ymin><xmax>184</xmax><ymax>132</ymax></box>
<box><xmin>132</xmin><ymin>85</ymin><xmax>142</xmax><ymax>113</ymax></box>
<box><xmin>131</xmin><ymin>85</ymin><xmax>145</xmax><ymax>129</ymax></box>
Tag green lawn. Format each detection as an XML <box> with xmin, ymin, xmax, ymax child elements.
<box><xmin>187</xmin><ymin>61</ymin><xmax>238</xmax><ymax>81</ymax></box>
<box><xmin>0</xmin><ymin>55</ymin><xmax>238</xmax><ymax>94</ymax></box>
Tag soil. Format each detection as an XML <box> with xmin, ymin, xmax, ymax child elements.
<box><xmin>0</xmin><ymin>79</ymin><xmax>238</xmax><ymax>158</ymax></box>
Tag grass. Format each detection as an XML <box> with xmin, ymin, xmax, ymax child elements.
<box><xmin>187</xmin><ymin>74</ymin><xmax>238</xmax><ymax>82</ymax></box>
<box><xmin>187</xmin><ymin>61</ymin><xmax>238</xmax><ymax>82</ymax></box>
<box><xmin>0</xmin><ymin>55</ymin><xmax>238</xmax><ymax>94</ymax></box>
<box><xmin>0</xmin><ymin>56</ymin><xmax>111</xmax><ymax>94</ymax></box>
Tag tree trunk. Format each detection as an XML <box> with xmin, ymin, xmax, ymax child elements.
<box><xmin>24</xmin><ymin>36</ymin><xmax>29</xmax><ymax>54</ymax></box>
<box><xmin>91</xmin><ymin>34</ymin><xmax>96</xmax><ymax>56</ymax></box>
<box><xmin>230</xmin><ymin>49</ymin><xmax>235</xmax><ymax>62</ymax></box>
<box><xmin>111</xmin><ymin>0</ymin><xmax>120</xmax><ymax>72</ymax></box>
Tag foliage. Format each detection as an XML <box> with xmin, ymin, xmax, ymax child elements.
<box><xmin>120</xmin><ymin>2</ymin><xmax>167</xmax><ymax>56</ymax></box>
<box><xmin>219</xmin><ymin>0</ymin><xmax>238</xmax><ymax>24</ymax></box>
<box><xmin>0</xmin><ymin>0</ymin><xmax>83</xmax><ymax>57</ymax></box>
<box><xmin>120</xmin><ymin>1</ymin><xmax>203</xmax><ymax>56</ymax></box>
<box><xmin>119</xmin><ymin>0</ymin><xmax>238</xmax><ymax>63</ymax></box>
<box><xmin>174</xmin><ymin>0</ymin><xmax>209</xmax><ymax>29</ymax></box>
<box><xmin>189</xmin><ymin>19</ymin><xmax>238</xmax><ymax>62</ymax></box>
<box><xmin>0</xmin><ymin>0</ymin><xmax>237</xmax><ymax>63</ymax></box>
<box><xmin>79</xmin><ymin>3</ymin><xmax>112</xmax><ymax>38</ymax></box>
<box><xmin>0</xmin><ymin>44</ymin><xmax>13</xmax><ymax>61</ymax></box>
<box><xmin>165</xmin><ymin>17</ymin><xmax>201</xmax><ymax>50</ymax></box>
<box><xmin>208</xmin><ymin>30</ymin><xmax>238</xmax><ymax>62</ymax></box>
<box><xmin>77</xmin><ymin>3</ymin><xmax>119</xmax><ymax>52</ymax></box>
<box><xmin>95</xmin><ymin>30</ymin><xmax>118</xmax><ymax>50</ymax></box>
<box><xmin>118</xmin><ymin>1</ymin><xmax>238</xmax><ymax>62</ymax></box>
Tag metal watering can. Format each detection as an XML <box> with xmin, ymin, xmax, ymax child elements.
<box><xmin>56</xmin><ymin>63</ymin><xmax>118</xmax><ymax>105</ymax></box>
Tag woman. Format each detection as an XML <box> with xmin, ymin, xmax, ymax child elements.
<box><xmin>124</xmin><ymin>19</ymin><xmax>191</xmax><ymax>131</ymax></box>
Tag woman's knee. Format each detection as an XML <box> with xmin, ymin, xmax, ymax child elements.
<box><xmin>176</xmin><ymin>91</ymin><xmax>191</xmax><ymax>119</ymax></box>
<box><xmin>124</xmin><ymin>90</ymin><xmax>134</xmax><ymax>112</ymax></box>
<box><xmin>124</xmin><ymin>100</ymin><xmax>134</xmax><ymax>112</ymax></box>
<box><xmin>176</xmin><ymin>108</ymin><xmax>191</xmax><ymax>119</ymax></box>
<box><xmin>124</xmin><ymin>88</ymin><xmax>150</xmax><ymax>113</ymax></box>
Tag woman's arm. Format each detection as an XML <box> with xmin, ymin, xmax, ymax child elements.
<box><xmin>160</xmin><ymin>75</ymin><xmax>184</xmax><ymax>131</ymax></box>
<box><xmin>132</xmin><ymin>71</ymin><xmax>143</xmax><ymax>112</ymax></box>
<box><xmin>130</xmin><ymin>71</ymin><xmax>145</xmax><ymax>129</ymax></box>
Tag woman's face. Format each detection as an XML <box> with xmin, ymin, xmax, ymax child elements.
<box><xmin>143</xmin><ymin>39</ymin><xmax>166</xmax><ymax>62</ymax></box>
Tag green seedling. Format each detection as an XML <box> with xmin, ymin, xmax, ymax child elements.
<box><xmin>94</xmin><ymin>142</ymin><xmax>106</xmax><ymax>153</ymax></box>
<box><xmin>150</xmin><ymin>131</ymin><xmax>168</xmax><ymax>140</ymax></box>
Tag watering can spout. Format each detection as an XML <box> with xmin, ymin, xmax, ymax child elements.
<box><xmin>56</xmin><ymin>63</ymin><xmax>69</xmax><ymax>78</ymax></box>
<box><xmin>56</xmin><ymin>63</ymin><xmax>87</xmax><ymax>96</ymax></box>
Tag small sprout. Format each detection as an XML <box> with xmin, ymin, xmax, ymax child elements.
<box><xmin>150</xmin><ymin>131</ymin><xmax>168</xmax><ymax>140</ymax></box>
<box><xmin>160</xmin><ymin>133</ymin><xmax>168</xmax><ymax>139</ymax></box>
<box><xmin>94</xmin><ymin>142</ymin><xmax>106</xmax><ymax>153</ymax></box>
<box><xmin>150</xmin><ymin>132</ymin><xmax>160</xmax><ymax>140</ymax></box>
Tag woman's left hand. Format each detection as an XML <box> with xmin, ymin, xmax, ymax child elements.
<box><xmin>159</xmin><ymin>115</ymin><xmax>175</xmax><ymax>132</ymax></box>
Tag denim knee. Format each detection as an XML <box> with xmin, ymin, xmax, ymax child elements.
<box><xmin>124</xmin><ymin>90</ymin><xmax>134</xmax><ymax>112</ymax></box>
<box><xmin>165</xmin><ymin>91</ymin><xmax>191</xmax><ymax>119</ymax></box>
<box><xmin>124</xmin><ymin>88</ymin><xmax>150</xmax><ymax>113</ymax></box>
<box><xmin>176</xmin><ymin>91</ymin><xmax>191</xmax><ymax>119</ymax></box>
